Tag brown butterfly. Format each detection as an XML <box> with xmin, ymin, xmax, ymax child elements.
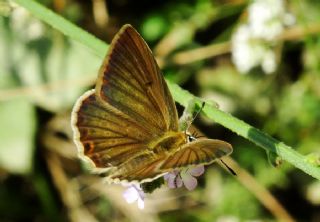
<box><xmin>71</xmin><ymin>24</ymin><xmax>232</xmax><ymax>185</ymax></box>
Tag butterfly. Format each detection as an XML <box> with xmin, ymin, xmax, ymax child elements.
<box><xmin>71</xmin><ymin>24</ymin><xmax>232</xmax><ymax>185</ymax></box>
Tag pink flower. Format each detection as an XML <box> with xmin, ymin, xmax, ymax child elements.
<box><xmin>122</xmin><ymin>185</ymin><xmax>145</xmax><ymax>209</ymax></box>
<box><xmin>164</xmin><ymin>165</ymin><xmax>205</xmax><ymax>191</ymax></box>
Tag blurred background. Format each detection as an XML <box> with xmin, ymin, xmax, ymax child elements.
<box><xmin>1</xmin><ymin>0</ymin><xmax>320</xmax><ymax>221</ymax></box>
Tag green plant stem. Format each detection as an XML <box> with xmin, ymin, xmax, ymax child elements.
<box><xmin>14</xmin><ymin>0</ymin><xmax>320</xmax><ymax>180</ymax></box>
<box><xmin>168</xmin><ymin>83</ymin><xmax>320</xmax><ymax>180</ymax></box>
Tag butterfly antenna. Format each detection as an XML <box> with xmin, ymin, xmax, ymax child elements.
<box><xmin>220</xmin><ymin>159</ymin><xmax>237</xmax><ymax>176</ymax></box>
<box><xmin>186</xmin><ymin>102</ymin><xmax>205</xmax><ymax>132</ymax></box>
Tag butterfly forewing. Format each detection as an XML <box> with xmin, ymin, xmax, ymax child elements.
<box><xmin>72</xmin><ymin>89</ymin><xmax>154</xmax><ymax>169</ymax></box>
<box><xmin>95</xmin><ymin>25</ymin><xmax>179</xmax><ymax>135</ymax></box>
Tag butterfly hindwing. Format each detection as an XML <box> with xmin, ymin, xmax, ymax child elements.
<box><xmin>160</xmin><ymin>139</ymin><xmax>233</xmax><ymax>170</ymax></box>
<box><xmin>107</xmin><ymin>153</ymin><xmax>167</xmax><ymax>183</ymax></box>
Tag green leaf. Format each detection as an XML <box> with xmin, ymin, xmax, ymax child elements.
<box><xmin>0</xmin><ymin>7</ymin><xmax>102</xmax><ymax>112</ymax></box>
<box><xmin>0</xmin><ymin>99</ymin><xmax>36</xmax><ymax>174</ymax></box>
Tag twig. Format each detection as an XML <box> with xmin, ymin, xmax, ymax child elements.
<box><xmin>170</xmin><ymin>22</ymin><xmax>320</xmax><ymax>65</ymax></box>
<box><xmin>0</xmin><ymin>74</ymin><xmax>95</xmax><ymax>101</ymax></box>
<box><xmin>172</xmin><ymin>41</ymin><xmax>230</xmax><ymax>65</ymax></box>
<box><xmin>219</xmin><ymin>157</ymin><xmax>296</xmax><ymax>222</ymax></box>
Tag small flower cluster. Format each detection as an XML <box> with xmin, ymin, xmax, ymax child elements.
<box><xmin>231</xmin><ymin>0</ymin><xmax>295</xmax><ymax>74</ymax></box>
<box><xmin>122</xmin><ymin>165</ymin><xmax>205</xmax><ymax>209</ymax></box>
<box><xmin>164</xmin><ymin>165</ymin><xmax>204</xmax><ymax>191</ymax></box>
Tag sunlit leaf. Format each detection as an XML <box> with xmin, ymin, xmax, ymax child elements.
<box><xmin>0</xmin><ymin>99</ymin><xmax>36</xmax><ymax>174</ymax></box>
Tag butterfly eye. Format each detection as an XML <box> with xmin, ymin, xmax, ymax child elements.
<box><xmin>187</xmin><ymin>133</ymin><xmax>197</xmax><ymax>143</ymax></box>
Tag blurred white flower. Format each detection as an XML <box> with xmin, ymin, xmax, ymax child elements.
<box><xmin>261</xmin><ymin>50</ymin><xmax>277</xmax><ymax>74</ymax></box>
<box><xmin>27</xmin><ymin>20</ymin><xmax>45</xmax><ymax>40</ymax></box>
<box><xmin>164</xmin><ymin>165</ymin><xmax>205</xmax><ymax>191</ymax></box>
<box><xmin>306</xmin><ymin>181</ymin><xmax>320</xmax><ymax>205</ymax></box>
<box><xmin>248</xmin><ymin>0</ymin><xmax>286</xmax><ymax>40</ymax></box>
<box><xmin>10</xmin><ymin>6</ymin><xmax>44</xmax><ymax>41</ymax></box>
<box><xmin>232</xmin><ymin>25</ymin><xmax>263</xmax><ymax>73</ymax></box>
<box><xmin>123</xmin><ymin>185</ymin><xmax>145</xmax><ymax>209</ymax></box>
<box><xmin>231</xmin><ymin>0</ymin><xmax>294</xmax><ymax>74</ymax></box>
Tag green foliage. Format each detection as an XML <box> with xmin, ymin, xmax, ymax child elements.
<box><xmin>141</xmin><ymin>15</ymin><xmax>168</xmax><ymax>42</ymax></box>
<box><xmin>141</xmin><ymin>177</ymin><xmax>165</xmax><ymax>193</ymax></box>
<box><xmin>0</xmin><ymin>99</ymin><xmax>35</xmax><ymax>174</ymax></box>
<box><xmin>0</xmin><ymin>11</ymin><xmax>101</xmax><ymax>112</ymax></box>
